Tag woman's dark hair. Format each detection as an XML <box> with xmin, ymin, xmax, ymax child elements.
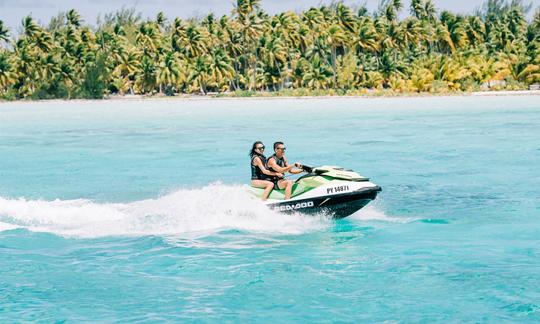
<box><xmin>250</xmin><ymin>141</ymin><xmax>264</xmax><ymax>157</ymax></box>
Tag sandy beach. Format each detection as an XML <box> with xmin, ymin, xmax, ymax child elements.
<box><xmin>107</xmin><ymin>90</ymin><xmax>540</xmax><ymax>101</ymax></box>
<box><xmin>2</xmin><ymin>90</ymin><xmax>539</xmax><ymax>105</ymax></box>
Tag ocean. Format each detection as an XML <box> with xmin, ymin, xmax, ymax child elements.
<box><xmin>1</xmin><ymin>96</ymin><xmax>539</xmax><ymax>321</ymax></box>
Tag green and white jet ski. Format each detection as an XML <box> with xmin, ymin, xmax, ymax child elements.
<box><xmin>248</xmin><ymin>165</ymin><xmax>381</xmax><ymax>219</ymax></box>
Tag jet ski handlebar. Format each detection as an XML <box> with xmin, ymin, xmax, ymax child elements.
<box><xmin>298</xmin><ymin>164</ymin><xmax>313</xmax><ymax>173</ymax></box>
<box><xmin>294</xmin><ymin>164</ymin><xmax>326</xmax><ymax>174</ymax></box>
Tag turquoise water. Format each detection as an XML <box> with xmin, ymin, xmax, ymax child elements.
<box><xmin>1</xmin><ymin>96</ymin><xmax>539</xmax><ymax>321</ymax></box>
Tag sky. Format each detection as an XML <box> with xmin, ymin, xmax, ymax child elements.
<box><xmin>0</xmin><ymin>0</ymin><xmax>538</xmax><ymax>33</ymax></box>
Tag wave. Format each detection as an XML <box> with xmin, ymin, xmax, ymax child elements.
<box><xmin>0</xmin><ymin>183</ymin><xmax>330</xmax><ymax>238</ymax></box>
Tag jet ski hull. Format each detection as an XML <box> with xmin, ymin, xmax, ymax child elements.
<box><xmin>265</xmin><ymin>186</ymin><xmax>381</xmax><ymax>219</ymax></box>
<box><xmin>249</xmin><ymin>165</ymin><xmax>382</xmax><ymax>219</ymax></box>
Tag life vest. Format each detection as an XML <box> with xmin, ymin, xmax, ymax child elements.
<box><xmin>267</xmin><ymin>154</ymin><xmax>286</xmax><ymax>179</ymax></box>
<box><xmin>251</xmin><ymin>154</ymin><xmax>267</xmax><ymax>180</ymax></box>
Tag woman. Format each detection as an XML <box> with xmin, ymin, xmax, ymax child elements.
<box><xmin>250</xmin><ymin>141</ymin><xmax>283</xmax><ymax>201</ymax></box>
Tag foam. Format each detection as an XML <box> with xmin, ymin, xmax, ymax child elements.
<box><xmin>0</xmin><ymin>221</ymin><xmax>20</xmax><ymax>232</ymax></box>
<box><xmin>0</xmin><ymin>183</ymin><xmax>329</xmax><ymax>239</ymax></box>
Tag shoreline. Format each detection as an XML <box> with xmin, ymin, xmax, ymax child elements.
<box><xmin>1</xmin><ymin>90</ymin><xmax>539</xmax><ymax>104</ymax></box>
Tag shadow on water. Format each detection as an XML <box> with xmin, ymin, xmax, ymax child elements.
<box><xmin>348</xmin><ymin>140</ymin><xmax>393</xmax><ymax>146</ymax></box>
<box><xmin>420</xmin><ymin>219</ymin><xmax>450</xmax><ymax>224</ymax></box>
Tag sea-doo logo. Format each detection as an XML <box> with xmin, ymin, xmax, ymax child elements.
<box><xmin>274</xmin><ymin>201</ymin><xmax>314</xmax><ymax>212</ymax></box>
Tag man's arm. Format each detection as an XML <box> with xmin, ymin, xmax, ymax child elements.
<box><xmin>283</xmin><ymin>157</ymin><xmax>303</xmax><ymax>174</ymax></box>
<box><xmin>289</xmin><ymin>167</ymin><xmax>303</xmax><ymax>174</ymax></box>
<box><xmin>286</xmin><ymin>158</ymin><xmax>304</xmax><ymax>174</ymax></box>
<box><xmin>267</xmin><ymin>157</ymin><xmax>293</xmax><ymax>173</ymax></box>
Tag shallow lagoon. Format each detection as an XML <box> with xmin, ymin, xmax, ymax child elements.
<box><xmin>1</xmin><ymin>96</ymin><xmax>539</xmax><ymax>321</ymax></box>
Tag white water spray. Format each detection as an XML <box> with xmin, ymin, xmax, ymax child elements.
<box><xmin>0</xmin><ymin>184</ymin><xmax>329</xmax><ymax>238</ymax></box>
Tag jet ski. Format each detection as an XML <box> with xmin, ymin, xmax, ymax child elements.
<box><xmin>248</xmin><ymin>165</ymin><xmax>381</xmax><ymax>219</ymax></box>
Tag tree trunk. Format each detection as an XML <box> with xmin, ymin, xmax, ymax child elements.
<box><xmin>199</xmin><ymin>77</ymin><xmax>206</xmax><ymax>95</ymax></box>
<box><xmin>251</xmin><ymin>56</ymin><xmax>256</xmax><ymax>91</ymax></box>
<box><xmin>331</xmin><ymin>46</ymin><xmax>337</xmax><ymax>89</ymax></box>
<box><xmin>276</xmin><ymin>62</ymin><xmax>282</xmax><ymax>90</ymax></box>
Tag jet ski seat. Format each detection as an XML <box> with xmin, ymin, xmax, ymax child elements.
<box><xmin>249</xmin><ymin>182</ymin><xmax>309</xmax><ymax>200</ymax></box>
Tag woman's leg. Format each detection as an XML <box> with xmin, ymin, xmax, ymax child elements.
<box><xmin>251</xmin><ymin>180</ymin><xmax>274</xmax><ymax>201</ymax></box>
<box><xmin>278</xmin><ymin>180</ymin><xmax>294</xmax><ymax>200</ymax></box>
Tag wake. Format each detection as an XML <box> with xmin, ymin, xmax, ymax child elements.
<box><xmin>0</xmin><ymin>184</ymin><xmax>329</xmax><ymax>238</ymax></box>
<box><xmin>0</xmin><ymin>184</ymin><xmax>408</xmax><ymax>239</ymax></box>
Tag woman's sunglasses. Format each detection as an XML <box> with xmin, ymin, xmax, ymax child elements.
<box><xmin>256</xmin><ymin>146</ymin><xmax>265</xmax><ymax>150</ymax></box>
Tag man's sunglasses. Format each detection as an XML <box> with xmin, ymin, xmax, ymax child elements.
<box><xmin>277</xmin><ymin>147</ymin><xmax>286</xmax><ymax>151</ymax></box>
<box><xmin>256</xmin><ymin>146</ymin><xmax>265</xmax><ymax>150</ymax></box>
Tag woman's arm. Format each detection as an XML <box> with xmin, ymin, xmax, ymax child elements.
<box><xmin>254</xmin><ymin>157</ymin><xmax>282</xmax><ymax>177</ymax></box>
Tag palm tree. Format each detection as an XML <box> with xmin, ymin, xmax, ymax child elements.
<box><xmin>0</xmin><ymin>52</ymin><xmax>16</xmax><ymax>92</ymax></box>
<box><xmin>426</xmin><ymin>55</ymin><xmax>469</xmax><ymax>90</ymax></box>
<box><xmin>113</xmin><ymin>48</ymin><xmax>139</xmax><ymax>94</ymax></box>
<box><xmin>189</xmin><ymin>55</ymin><xmax>210</xmax><ymax>94</ymax></box>
<box><xmin>66</xmin><ymin>9</ymin><xmax>83</xmax><ymax>28</ymax></box>
<box><xmin>377</xmin><ymin>49</ymin><xmax>406</xmax><ymax>83</ymax></box>
<box><xmin>1</xmin><ymin>1</ymin><xmax>539</xmax><ymax>99</ymax></box>
<box><xmin>0</xmin><ymin>21</ymin><xmax>10</xmax><ymax>46</ymax></box>
<box><xmin>499</xmin><ymin>52</ymin><xmax>540</xmax><ymax>83</ymax></box>
<box><xmin>235</xmin><ymin>0</ymin><xmax>261</xmax><ymax>19</ymax></box>
<box><xmin>409</xmin><ymin>67</ymin><xmax>434</xmax><ymax>91</ymax></box>
<box><xmin>435</xmin><ymin>21</ymin><xmax>455</xmax><ymax>53</ymax></box>
<box><xmin>335</xmin><ymin>3</ymin><xmax>357</xmax><ymax>33</ymax></box>
<box><xmin>410</xmin><ymin>0</ymin><xmax>437</xmax><ymax>22</ymax></box>
<box><xmin>238</xmin><ymin>12</ymin><xmax>263</xmax><ymax>90</ymax></box>
<box><xmin>39</xmin><ymin>53</ymin><xmax>61</xmax><ymax>81</ymax></box>
<box><xmin>380</xmin><ymin>0</ymin><xmax>403</xmax><ymax>22</ymax></box>
<box><xmin>22</xmin><ymin>16</ymin><xmax>41</xmax><ymax>39</ymax></box>
<box><xmin>209</xmin><ymin>48</ymin><xmax>234</xmax><ymax>91</ymax></box>
<box><xmin>136</xmin><ymin>22</ymin><xmax>161</xmax><ymax>57</ymax></box>
<box><xmin>337</xmin><ymin>52</ymin><xmax>359</xmax><ymax>89</ymax></box>
<box><xmin>361</xmin><ymin>70</ymin><xmax>385</xmax><ymax>89</ymax></box>
<box><xmin>156</xmin><ymin>12</ymin><xmax>167</xmax><ymax>32</ymax></box>
<box><xmin>136</xmin><ymin>55</ymin><xmax>157</xmax><ymax>93</ymax></box>
<box><xmin>355</xmin><ymin>17</ymin><xmax>379</xmax><ymax>53</ymax></box>
<box><xmin>303</xmin><ymin>57</ymin><xmax>332</xmax><ymax>90</ymax></box>
<box><xmin>184</xmin><ymin>24</ymin><xmax>207</xmax><ymax>58</ymax></box>
<box><xmin>325</xmin><ymin>24</ymin><xmax>347</xmax><ymax>88</ymax></box>
<box><xmin>440</xmin><ymin>11</ymin><xmax>468</xmax><ymax>50</ymax></box>
<box><xmin>157</xmin><ymin>52</ymin><xmax>181</xmax><ymax>93</ymax></box>
<box><xmin>260</xmin><ymin>34</ymin><xmax>287</xmax><ymax>89</ymax></box>
<box><xmin>399</xmin><ymin>18</ymin><xmax>422</xmax><ymax>50</ymax></box>
<box><xmin>465</xmin><ymin>16</ymin><xmax>486</xmax><ymax>46</ymax></box>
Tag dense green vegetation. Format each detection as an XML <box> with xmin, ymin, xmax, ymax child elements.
<box><xmin>0</xmin><ymin>0</ymin><xmax>539</xmax><ymax>100</ymax></box>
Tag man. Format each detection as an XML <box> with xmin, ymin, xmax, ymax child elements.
<box><xmin>266</xmin><ymin>141</ymin><xmax>304</xmax><ymax>200</ymax></box>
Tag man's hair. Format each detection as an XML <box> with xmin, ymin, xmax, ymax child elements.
<box><xmin>273</xmin><ymin>141</ymin><xmax>284</xmax><ymax>150</ymax></box>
